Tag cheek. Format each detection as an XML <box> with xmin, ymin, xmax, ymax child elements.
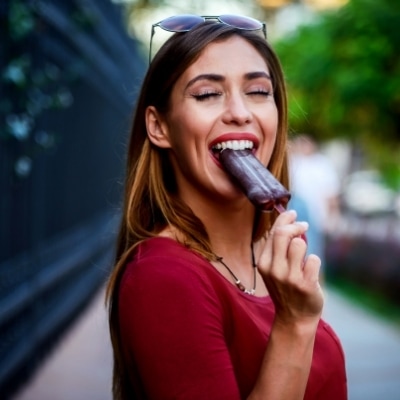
<box><xmin>259</xmin><ymin>107</ymin><xmax>278</xmax><ymax>137</ymax></box>
<box><xmin>167</xmin><ymin>110</ymin><xmax>210</xmax><ymax>150</ymax></box>
<box><xmin>168</xmin><ymin>106</ymin><xmax>198</xmax><ymax>137</ymax></box>
<box><xmin>260</xmin><ymin>110</ymin><xmax>279</xmax><ymax>163</ymax></box>
<box><xmin>165</xmin><ymin>121</ymin><xmax>200</xmax><ymax>169</ymax></box>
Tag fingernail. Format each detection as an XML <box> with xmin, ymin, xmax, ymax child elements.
<box><xmin>297</xmin><ymin>221</ymin><xmax>309</xmax><ymax>229</ymax></box>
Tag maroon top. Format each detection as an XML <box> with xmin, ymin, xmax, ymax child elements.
<box><xmin>118</xmin><ymin>237</ymin><xmax>347</xmax><ymax>399</ymax></box>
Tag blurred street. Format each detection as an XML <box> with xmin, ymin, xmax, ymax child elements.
<box><xmin>12</xmin><ymin>284</ymin><xmax>400</xmax><ymax>400</ymax></box>
<box><xmin>13</xmin><ymin>287</ymin><xmax>113</xmax><ymax>400</ymax></box>
<box><xmin>324</xmin><ymin>289</ymin><xmax>400</xmax><ymax>399</ymax></box>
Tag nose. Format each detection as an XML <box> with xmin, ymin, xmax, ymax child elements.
<box><xmin>222</xmin><ymin>93</ymin><xmax>252</xmax><ymax>125</ymax></box>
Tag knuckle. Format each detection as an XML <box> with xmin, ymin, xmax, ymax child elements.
<box><xmin>273</xmin><ymin>225</ymin><xmax>289</xmax><ymax>237</ymax></box>
<box><xmin>290</xmin><ymin>237</ymin><xmax>307</xmax><ymax>250</ymax></box>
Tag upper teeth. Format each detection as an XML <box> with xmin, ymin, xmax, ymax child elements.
<box><xmin>213</xmin><ymin>140</ymin><xmax>254</xmax><ymax>151</ymax></box>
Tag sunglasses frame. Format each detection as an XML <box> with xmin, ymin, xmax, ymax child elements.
<box><xmin>149</xmin><ymin>14</ymin><xmax>267</xmax><ymax>64</ymax></box>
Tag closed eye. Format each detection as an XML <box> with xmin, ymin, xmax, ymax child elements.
<box><xmin>191</xmin><ymin>92</ymin><xmax>222</xmax><ymax>101</ymax></box>
<box><xmin>247</xmin><ymin>89</ymin><xmax>272</xmax><ymax>96</ymax></box>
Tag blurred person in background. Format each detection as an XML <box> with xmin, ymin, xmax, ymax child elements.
<box><xmin>106</xmin><ymin>16</ymin><xmax>347</xmax><ymax>400</ymax></box>
<box><xmin>289</xmin><ymin>134</ymin><xmax>341</xmax><ymax>273</ymax></box>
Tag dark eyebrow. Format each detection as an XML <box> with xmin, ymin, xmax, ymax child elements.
<box><xmin>185</xmin><ymin>74</ymin><xmax>224</xmax><ymax>90</ymax></box>
<box><xmin>245</xmin><ymin>71</ymin><xmax>272</xmax><ymax>81</ymax></box>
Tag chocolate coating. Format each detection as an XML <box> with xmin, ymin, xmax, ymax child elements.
<box><xmin>219</xmin><ymin>149</ymin><xmax>291</xmax><ymax>211</ymax></box>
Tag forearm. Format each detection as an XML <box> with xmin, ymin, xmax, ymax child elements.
<box><xmin>248</xmin><ymin>318</ymin><xmax>319</xmax><ymax>400</ymax></box>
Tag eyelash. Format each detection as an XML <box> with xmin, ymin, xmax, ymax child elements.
<box><xmin>247</xmin><ymin>89</ymin><xmax>272</xmax><ymax>97</ymax></box>
<box><xmin>192</xmin><ymin>92</ymin><xmax>221</xmax><ymax>101</ymax></box>
<box><xmin>249</xmin><ymin>89</ymin><xmax>271</xmax><ymax>96</ymax></box>
<box><xmin>192</xmin><ymin>89</ymin><xmax>272</xmax><ymax>101</ymax></box>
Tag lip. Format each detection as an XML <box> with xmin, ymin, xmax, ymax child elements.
<box><xmin>209</xmin><ymin>133</ymin><xmax>259</xmax><ymax>166</ymax></box>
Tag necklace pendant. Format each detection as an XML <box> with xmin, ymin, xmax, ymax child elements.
<box><xmin>216</xmin><ymin>246</ymin><xmax>257</xmax><ymax>296</ymax></box>
<box><xmin>235</xmin><ymin>280</ymin><xmax>246</xmax><ymax>292</ymax></box>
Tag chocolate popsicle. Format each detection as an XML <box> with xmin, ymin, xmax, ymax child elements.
<box><xmin>219</xmin><ymin>149</ymin><xmax>291</xmax><ymax>213</ymax></box>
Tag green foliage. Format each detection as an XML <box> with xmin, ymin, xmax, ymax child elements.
<box><xmin>326</xmin><ymin>278</ymin><xmax>400</xmax><ymax>328</ymax></box>
<box><xmin>9</xmin><ymin>0</ymin><xmax>35</xmax><ymax>40</ymax></box>
<box><xmin>274</xmin><ymin>0</ymin><xmax>400</xmax><ymax>173</ymax></box>
<box><xmin>1</xmin><ymin>0</ymin><xmax>94</xmax><ymax>179</ymax></box>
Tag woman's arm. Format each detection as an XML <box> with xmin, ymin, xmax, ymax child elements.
<box><xmin>249</xmin><ymin>210</ymin><xmax>323</xmax><ymax>400</ymax></box>
<box><xmin>250</xmin><ymin>317</ymin><xmax>319</xmax><ymax>399</ymax></box>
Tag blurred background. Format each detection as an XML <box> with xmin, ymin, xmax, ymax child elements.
<box><xmin>0</xmin><ymin>0</ymin><xmax>146</xmax><ymax>398</ymax></box>
<box><xmin>1</xmin><ymin>0</ymin><xmax>399</xmax><ymax>399</ymax></box>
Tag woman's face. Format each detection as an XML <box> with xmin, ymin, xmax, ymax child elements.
<box><xmin>150</xmin><ymin>35</ymin><xmax>279</xmax><ymax>208</ymax></box>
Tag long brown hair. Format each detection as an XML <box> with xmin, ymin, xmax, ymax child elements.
<box><xmin>106</xmin><ymin>21</ymin><xmax>289</xmax><ymax>399</ymax></box>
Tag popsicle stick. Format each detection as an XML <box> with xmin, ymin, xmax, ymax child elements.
<box><xmin>274</xmin><ymin>203</ymin><xmax>286</xmax><ymax>214</ymax></box>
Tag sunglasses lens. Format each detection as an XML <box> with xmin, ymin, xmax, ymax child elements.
<box><xmin>150</xmin><ymin>14</ymin><xmax>266</xmax><ymax>63</ymax></box>
<box><xmin>160</xmin><ymin>15</ymin><xmax>204</xmax><ymax>32</ymax></box>
<box><xmin>219</xmin><ymin>15</ymin><xmax>263</xmax><ymax>31</ymax></box>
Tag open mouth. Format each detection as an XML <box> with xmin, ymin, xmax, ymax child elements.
<box><xmin>211</xmin><ymin>140</ymin><xmax>255</xmax><ymax>161</ymax></box>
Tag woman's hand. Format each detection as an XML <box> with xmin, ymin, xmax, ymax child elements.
<box><xmin>257</xmin><ymin>210</ymin><xmax>324</xmax><ymax>327</ymax></box>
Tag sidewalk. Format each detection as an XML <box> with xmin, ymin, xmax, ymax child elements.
<box><xmin>14</xmin><ymin>287</ymin><xmax>113</xmax><ymax>400</ymax></box>
<box><xmin>323</xmin><ymin>289</ymin><xmax>400</xmax><ymax>400</ymax></box>
<box><xmin>13</xmin><ymin>286</ymin><xmax>400</xmax><ymax>400</ymax></box>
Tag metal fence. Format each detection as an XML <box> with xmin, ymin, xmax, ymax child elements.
<box><xmin>0</xmin><ymin>1</ymin><xmax>146</xmax><ymax>397</ymax></box>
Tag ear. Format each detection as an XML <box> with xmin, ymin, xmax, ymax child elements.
<box><xmin>145</xmin><ymin>106</ymin><xmax>171</xmax><ymax>149</ymax></box>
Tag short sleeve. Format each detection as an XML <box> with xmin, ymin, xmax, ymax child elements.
<box><xmin>118</xmin><ymin>251</ymin><xmax>242</xmax><ymax>399</ymax></box>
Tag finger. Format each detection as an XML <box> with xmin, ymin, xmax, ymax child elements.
<box><xmin>303</xmin><ymin>254</ymin><xmax>322</xmax><ymax>284</ymax></box>
<box><xmin>274</xmin><ymin>209</ymin><xmax>298</xmax><ymax>227</ymax></box>
<box><xmin>257</xmin><ymin>210</ymin><xmax>308</xmax><ymax>279</ymax></box>
<box><xmin>258</xmin><ymin>210</ymin><xmax>298</xmax><ymax>270</ymax></box>
<box><xmin>271</xmin><ymin>221</ymin><xmax>309</xmax><ymax>265</ymax></box>
<box><xmin>287</xmin><ymin>236</ymin><xmax>308</xmax><ymax>276</ymax></box>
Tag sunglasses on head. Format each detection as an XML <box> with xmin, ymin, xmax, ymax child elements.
<box><xmin>149</xmin><ymin>14</ymin><xmax>267</xmax><ymax>63</ymax></box>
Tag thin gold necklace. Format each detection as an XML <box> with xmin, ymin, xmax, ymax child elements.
<box><xmin>216</xmin><ymin>244</ymin><xmax>257</xmax><ymax>295</ymax></box>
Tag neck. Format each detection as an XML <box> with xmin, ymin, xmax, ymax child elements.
<box><xmin>178</xmin><ymin>186</ymin><xmax>256</xmax><ymax>245</ymax></box>
<box><xmin>195</xmin><ymin>202</ymin><xmax>255</xmax><ymax>255</ymax></box>
<box><xmin>176</xmin><ymin>187</ymin><xmax>258</xmax><ymax>268</ymax></box>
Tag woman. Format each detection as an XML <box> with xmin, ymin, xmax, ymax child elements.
<box><xmin>107</xmin><ymin>15</ymin><xmax>347</xmax><ymax>400</ymax></box>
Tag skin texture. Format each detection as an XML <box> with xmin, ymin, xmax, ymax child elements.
<box><xmin>146</xmin><ymin>36</ymin><xmax>324</xmax><ymax>399</ymax></box>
